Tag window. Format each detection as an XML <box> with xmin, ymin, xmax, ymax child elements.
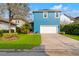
<box><xmin>15</xmin><ymin>20</ymin><xmax>19</xmax><ymax>24</ymax></box>
<box><xmin>55</xmin><ymin>12</ymin><xmax>60</xmax><ymax>18</ymax></box>
<box><xmin>18</xmin><ymin>20</ymin><xmax>19</xmax><ymax>23</ymax></box>
<box><xmin>43</xmin><ymin>12</ymin><xmax>48</xmax><ymax>19</ymax></box>
<box><xmin>15</xmin><ymin>20</ymin><xmax>17</xmax><ymax>23</ymax></box>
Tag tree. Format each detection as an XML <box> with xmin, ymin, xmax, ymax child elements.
<box><xmin>0</xmin><ymin>3</ymin><xmax>30</xmax><ymax>33</ymax></box>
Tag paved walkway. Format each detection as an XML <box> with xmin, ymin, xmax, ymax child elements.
<box><xmin>41</xmin><ymin>34</ymin><xmax>79</xmax><ymax>56</ymax></box>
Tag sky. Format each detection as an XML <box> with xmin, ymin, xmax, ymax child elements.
<box><xmin>3</xmin><ymin>3</ymin><xmax>79</xmax><ymax>19</ymax></box>
<box><xmin>29</xmin><ymin>3</ymin><xmax>79</xmax><ymax>17</ymax></box>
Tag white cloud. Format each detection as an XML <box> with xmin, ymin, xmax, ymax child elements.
<box><xmin>63</xmin><ymin>7</ymin><xmax>71</xmax><ymax>11</ymax></box>
<box><xmin>71</xmin><ymin>10</ymin><xmax>79</xmax><ymax>13</ymax></box>
<box><xmin>50</xmin><ymin>4</ymin><xmax>70</xmax><ymax>11</ymax></box>
<box><xmin>50</xmin><ymin>4</ymin><xmax>62</xmax><ymax>10</ymax></box>
<box><xmin>50</xmin><ymin>4</ymin><xmax>79</xmax><ymax>17</ymax></box>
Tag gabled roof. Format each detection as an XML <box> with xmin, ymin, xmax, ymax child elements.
<box><xmin>12</xmin><ymin>18</ymin><xmax>28</xmax><ymax>23</ymax></box>
<box><xmin>0</xmin><ymin>19</ymin><xmax>16</xmax><ymax>25</ymax></box>
<box><xmin>63</xmin><ymin>14</ymin><xmax>74</xmax><ymax>20</ymax></box>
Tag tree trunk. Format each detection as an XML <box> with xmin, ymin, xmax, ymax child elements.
<box><xmin>9</xmin><ymin>20</ymin><xmax>11</xmax><ymax>33</ymax></box>
<box><xmin>8</xmin><ymin>8</ymin><xmax>12</xmax><ymax>34</ymax></box>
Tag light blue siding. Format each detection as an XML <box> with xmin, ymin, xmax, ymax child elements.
<box><xmin>33</xmin><ymin>11</ymin><xmax>60</xmax><ymax>33</ymax></box>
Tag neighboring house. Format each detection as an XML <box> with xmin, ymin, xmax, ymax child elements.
<box><xmin>33</xmin><ymin>10</ymin><xmax>61</xmax><ymax>33</ymax></box>
<box><xmin>60</xmin><ymin>14</ymin><xmax>74</xmax><ymax>25</ymax></box>
<box><xmin>11</xmin><ymin>18</ymin><xmax>26</xmax><ymax>27</ymax></box>
<box><xmin>0</xmin><ymin>19</ymin><xmax>16</xmax><ymax>32</ymax></box>
<box><xmin>74</xmin><ymin>17</ymin><xmax>79</xmax><ymax>24</ymax></box>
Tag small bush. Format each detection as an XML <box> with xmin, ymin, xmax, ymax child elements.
<box><xmin>20</xmin><ymin>23</ymin><xmax>32</xmax><ymax>34</ymax></box>
<box><xmin>0</xmin><ymin>29</ymin><xmax>14</xmax><ymax>33</ymax></box>
<box><xmin>16</xmin><ymin>27</ymin><xmax>21</xmax><ymax>33</ymax></box>
<box><xmin>16</xmin><ymin>23</ymin><xmax>32</xmax><ymax>34</ymax></box>
<box><xmin>3</xmin><ymin>33</ymin><xmax>18</xmax><ymax>40</ymax></box>
<box><xmin>0</xmin><ymin>30</ymin><xmax>3</xmax><ymax>37</ymax></box>
<box><xmin>61</xmin><ymin>24</ymin><xmax>79</xmax><ymax>35</ymax></box>
<box><xmin>2</xmin><ymin>30</ymin><xmax>9</xmax><ymax>33</ymax></box>
<box><xmin>59</xmin><ymin>32</ymin><xmax>65</xmax><ymax>34</ymax></box>
<box><xmin>60</xmin><ymin>24</ymin><xmax>65</xmax><ymax>32</ymax></box>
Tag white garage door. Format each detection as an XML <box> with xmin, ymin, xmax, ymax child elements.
<box><xmin>40</xmin><ymin>25</ymin><xmax>58</xmax><ymax>33</ymax></box>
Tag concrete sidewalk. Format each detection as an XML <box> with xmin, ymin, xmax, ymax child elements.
<box><xmin>41</xmin><ymin>34</ymin><xmax>79</xmax><ymax>56</ymax></box>
<box><xmin>0</xmin><ymin>46</ymin><xmax>48</xmax><ymax>56</ymax></box>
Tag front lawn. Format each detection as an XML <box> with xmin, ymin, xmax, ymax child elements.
<box><xmin>63</xmin><ymin>34</ymin><xmax>79</xmax><ymax>40</ymax></box>
<box><xmin>0</xmin><ymin>34</ymin><xmax>41</xmax><ymax>49</ymax></box>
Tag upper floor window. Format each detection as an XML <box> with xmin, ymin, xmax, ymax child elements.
<box><xmin>18</xmin><ymin>20</ymin><xmax>19</xmax><ymax>23</ymax></box>
<box><xmin>55</xmin><ymin>12</ymin><xmax>60</xmax><ymax>18</ymax></box>
<box><xmin>15</xmin><ymin>20</ymin><xmax>17</xmax><ymax>24</ymax></box>
<box><xmin>43</xmin><ymin>12</ymin><xmax>48</xmax><ymax>19</ymax></box>
<box><xmin>15</xmin><ymin>20</ymin><xmax>19</xmax><ymax>24</ymax></box>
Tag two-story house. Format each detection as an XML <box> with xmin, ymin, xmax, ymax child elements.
<box><xmin>33</xmin><ymin>10</ymin><xmax>61</xmax><ymax>34</ymax></box>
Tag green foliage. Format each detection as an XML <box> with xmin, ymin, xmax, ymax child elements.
<box><xmin>61</xmin><ymin>24</ymin><xmax>79</xmax><ymax>35</ymax></box>
<box><xmin>30</xmin><ymin>22</ymin><xmax>34</xmax><ymax>32</ymax></box>
<box><xmin>21</xmin><ymin>23</ymin><xmax>32</xmax><ymax>34</ymax></box>
<box><xmin>16</xmin><ymin>27</ymin><xmax>21</xmax><ymax>33</ymax></box>
<box><xmin>60</xmin><ymin>24</ymin><xmax>65</xmax><ymax>32</ymax></box>
<box><xmin>0</xmin><ymin>29</ymin><xmax>14</xmax><ymax>33</ymax></box>
<box><xmin>59</xmin><ymin>32</ymin><xmax>65</xmax><ymax>35</ymax></box>
<box><xmin>16</xmin><ymin>23</ymin><xmax>32</xmax><ymax>34</ymax></box>
<box><xmin>0</xmin><ymin>30</ymin><xmax>3</xmax><ymax>37</ymax></box>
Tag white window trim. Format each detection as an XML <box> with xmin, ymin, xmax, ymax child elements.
<box><xmin>55</xmin><ymin>12</ymin><xmax>60</xmax><ymax>18</ymax></box>
<box><xmin>43</xmin><ymin>12</ymin><xmax>48</xmax><ymax>19</ymax></box>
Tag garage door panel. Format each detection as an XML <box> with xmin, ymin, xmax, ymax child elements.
<box><xmin>40</xmin><ymin>25</ymin><xmax>58</xmax><ymax>33</ymax></box>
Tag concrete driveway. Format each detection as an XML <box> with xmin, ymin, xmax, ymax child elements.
<box><xmin>41</xmin><ymin>34</ymin><xmax>79</xmax><ymax>56</ymax></box>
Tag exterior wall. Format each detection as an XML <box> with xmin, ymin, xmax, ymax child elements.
<box><xmin>33</xmin><ymin>12</ymin><xmax>60</xmax><ymax>33</ymax></box>
<box><xmin>0</xmin><ymin>22</ymin><xmax>16</xmax><ymax>32</ymax></box>
<box><xmin>11</xmin><ymin>20</ymin><xmax>25</xmax><ymax>27</ymax></box>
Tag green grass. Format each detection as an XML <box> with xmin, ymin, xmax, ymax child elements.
<box><xmin>63</xmin><ymin>34</ymin><xmax>79</xmax><ymax>40</ymax></box>
<box><xmin>0</xmin><ymin>34</ymin><xmax>41</xmax><ymax>49</ymax></box>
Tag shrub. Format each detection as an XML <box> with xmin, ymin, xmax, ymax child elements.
<box><xmin>20</xmin><ymin>23</ymin><xmax>32</xmax><ymax>34</ymax></box>
<box><xmin>16</xmin><ymin>27</ymin><xmax>21</xmax><ymax>33</ymax></box>
<box><xmin>59</xmin><ymin>32</ymin><xmax>65</xmax><ymax>34</ymax></box>
<box><xmin>0</xmin><ymin>29</ymin><xmax>14</xmax><ymax>33</ymax></box>
<box><xmin>60</xmin><ymin>24</ymin><xmax>65</xmax><ymax>32</ymax></box>
<box><xmin>0</xmin><ymin>30</ymin><xmax>3</xmax><ymax>37</ymax></box>
<box><xmin>16</xmin><ymin>23</ymin><xmax>32</xmax><ymax>34</ymax></box>
<box><xmin>30</xmin><ymin>22</ymin><xmax>34</xmax><ymax>32</ymax></box>
<box><xmin>61</xmin><ymin>24</ymin><xmax>79</xmax><ymax>35</ymax></box>
<box><xmin>3</xmin><ymin>33</ymin><xmax>18</xmax><ymax>40</ymax></box>
<box><xmin>2</xmin><ymin>30</ymin><xmax>9</xmax><ymax>33</ymax></box>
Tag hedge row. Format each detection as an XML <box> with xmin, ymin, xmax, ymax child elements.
<box><xmin>60</xmin><ymin>24</ymin><xmax>79</xmax><ymax>35</ymax></box>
